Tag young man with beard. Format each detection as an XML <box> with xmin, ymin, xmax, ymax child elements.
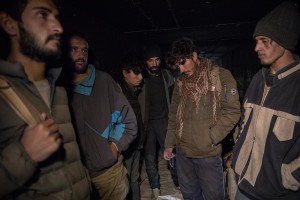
<box><xmin>138</xmin><ymin>43</ymin><xmax>176</xmax><ymax>199</ymax></box>
<box><xmin>0</xmin><ymin>0</ymin><xmax>90</xmax><ymax>199</ymax></box>
<box><xmin>116</xmin><ymin>55</ymin><xmax>146</xmax><ymax>200</ymax></box>
<box><xmin>61</xmin><ymin>31</ymin><xmax>137</xmax><ymax>200</ymax></box>
<box><xmin>164</xmin><ymin>38</ymin><xmax>241</xmax><ymax>200</ymax></box>
<box><xmin>232</xmin><ymin>2</ymin><xmax>300</xmax><ymax>200</ymax></box>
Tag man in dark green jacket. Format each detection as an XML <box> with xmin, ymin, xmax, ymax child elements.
<box><xmin>0</xmin><ymin>0</ymin><xmax>90</xmax><ymax>199</ymax></box>
<box><xmin>164</xmin><ymin>38</ymin><xmax>241</xmax><ymax>200</ymax></box>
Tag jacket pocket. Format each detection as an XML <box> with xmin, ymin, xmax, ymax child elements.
<box><xmin>273</xmin><ymin>112</ymin><xmax>297</xmax><ymax>141</ymax></box>
<box><xmin>84</xmin><ymin>121</ymin><xmax>117</xmax><ymax>170</ymax></box>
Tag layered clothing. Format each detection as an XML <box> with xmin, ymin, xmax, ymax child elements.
<box><xmin>0</xmin><ymin>60</ymin><xmax>90</xmax><ymax>200</ymax></box>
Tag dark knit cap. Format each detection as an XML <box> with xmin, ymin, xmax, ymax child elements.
<box><xmin>253</xmin><ymin>1</ymin><xmax>300</xmax><ymax>50</ymax></box>
<box><xmin>141</xmin><ymin>43</ymin><xmax>162</xmax><ymax>60</ymax></box>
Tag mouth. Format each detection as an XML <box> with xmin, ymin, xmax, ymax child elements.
<box><xmin>48</xmin><ymin>34</ymin><xmax>61</xmax><ymax>43</ymax></box>
<box><xmin>257</xmin><ymin>52</ymin><xmax>265</xmax><ymax>58</ymax></box>
<box><xmin>76</xmin><ymin>61</ymin><xmax>84</xmax><ymax>65</ymax></box>
<box><xmin>75</xmin><ymin>59</ymin><xmax>86</xmax><ymax>65</ymax></box>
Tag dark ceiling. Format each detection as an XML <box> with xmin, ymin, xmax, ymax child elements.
<box><xmin>60</xmin><ymin>0</ymin><xmax>289</xmax><ymax>59</ymax></box>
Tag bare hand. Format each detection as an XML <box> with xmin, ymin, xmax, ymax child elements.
<box><xmin>163</xmin><ymin>148</ymin><xmax>174</xmax><ymax>160</ymax></box>
<box><xmin>21</xmin><ymin>113</ymin><xmax>62</xmax><ymax>162</ymax></box>
<box><xmin>110</xmin><ymin>142</ymin><xmax>119</xmax><ymax>159</ymax></box>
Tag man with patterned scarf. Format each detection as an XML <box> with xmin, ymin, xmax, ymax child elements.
<box><xmin>163</xmin><ymin>37</ymin><xmax>241</xmax><ymax>200</ymax></box>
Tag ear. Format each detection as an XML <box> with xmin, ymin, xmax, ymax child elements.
<box><xmin>122</xmin><ymin>70</ymin><xmax>128</xmax><ymax>78</ymax></box>
<box><xmin>0</xmin><ymin>12</ymin><xmax>18</xmax><ymax>36</ymax></box>
<box><xmin>192</xmin><ymin>52</ymin><xmax>198</xmax><ymax>61</ymax></box>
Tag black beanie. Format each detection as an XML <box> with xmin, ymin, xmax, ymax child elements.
<box><xmin>253</xmin><ymin>1</ymin><xmax>300</xmax><ymax>50</ymax></box>
<box><xmin>141</xmin><ymin>43</ymin><xmax>161</xmax><ymax>60</ymax></box>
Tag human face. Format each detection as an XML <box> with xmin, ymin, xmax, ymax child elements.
<box><xmin>69</xmin><ymin>36</ymin><xmax>89</xmax><ymax>74</ymax></box>
<box><xmin>145</xmin><ymin>57</ymin><xmax>161</xmax><ymax>73</ymax></box>
<box><xmin>176</xmin><ymin>52</ymin><xmax>198</xmax><ymax>77</ymax></box>
<box><xmin>18</xmin><ymin>0</ymin><xmax>63</xmax><ymax>62</ymax></box>
<box><xmin>254</xmin><ymin>36</ymin><xmax>285</xmax><ymax>65</ymax></box>
<box><xmin>123</xmin><ymin>70</ymin><xmax>143</xmax><ymax>87</ymax></box>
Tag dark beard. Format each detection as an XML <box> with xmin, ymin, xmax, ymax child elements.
<box><xmin>18</xmin><ymin>24</ymin><xmax>61</xmax><ymax>62</ymax></box>
<box><xmin>73</xmin><ymin>63</ymin><xmax>88</xmax><ymax>74</ymax></box>
<box><xmin>147</xmin><ymin>66</ymin><xmax>160</xmax><ymax>75</ymax></box>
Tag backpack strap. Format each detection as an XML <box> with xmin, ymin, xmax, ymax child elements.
<box><xmin>0</xmin><ymin>75</ymin><xmax>41</xmax><ymax>125</ymax></box>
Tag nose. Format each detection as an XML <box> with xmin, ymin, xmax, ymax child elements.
<box><xmin>254</xmin><ymin>43</ymin><xmax>260</xmax><ymax>52</ymax></box>
<box><xmin>154</xmin><ymin>60</ymin><xmax>159</xmax><ymax>66</ymax></box>
<box><xmin>138</xmin><ymin>74</ymin><xmax>143</xmax><ymax>80</ymax></box>
<box><xmin>51</xmin><ymin>17</ymin><xmax>63</xmax><ymax>35</ymax></box>
<box><xmin>178</xmin><ymin>65</ymin><xmax>185</xmax><ymax>73</ymax></box>
<box><xmin>254</xmin><ymin>41</ymin><xmax>261</xmax><ymax>52</ymax></box>
<box><xmin>78</xmin><ymin>50</ymin><xmax>87</xmax><ymax>57</ymax></box>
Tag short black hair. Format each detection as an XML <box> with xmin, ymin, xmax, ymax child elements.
<box><xmin>60</xmin><ymin>31</ymin><xmax>90</xmax><ymax>62</ymax></box>
<box><xmin>166</xmin><ymin>37</ymin><xmax>198</xmax><ymax>67</ymax></box>
<box><xmin>0</xmin><ymin>0</ymin><xmax>61</xmax><ymax>59</ymax></box>
<box><xmin>0</xmin><ymin>0</ymin><xmax>60</xmax><ymax>21</ymax></box>
<box><xmin>62</xmin><ymin>31</ymin><xmax>90</xmax><ymax>50</ymax></box>
<box><xmin>120</xmin><ymin>55</ymin><xmax>143</xmax><ymax>75</ymax></box>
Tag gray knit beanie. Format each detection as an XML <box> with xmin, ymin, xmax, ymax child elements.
<box><xmin>253</xmin><ymin>1</ymin><xmax>300</xmax><ymax>50</ymax></box>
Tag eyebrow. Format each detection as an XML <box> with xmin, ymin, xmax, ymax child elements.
<box><xmin>32</xmin><ymin>5</ymin><xmax>60</xmax><ymax>17</ymax></box>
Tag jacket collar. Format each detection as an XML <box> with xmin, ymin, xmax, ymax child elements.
<box><xmin>0</xmin><ymin>59</ymin><xmax>62</xmax><ymax>85</ymax></box>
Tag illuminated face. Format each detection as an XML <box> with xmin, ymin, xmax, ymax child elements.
<box><xmin>254</xmin><ymin>36</ymin><xmax>285</xmax><ymax>65</ymax></box>
<box><xmin>176</xmin><ymin>52</ymin><xmax>198</xmax><ymax>77</ymax></box>
<box><xmin>123</xmin><ymin>70</ymin><xmax>143</xmax><ymax>87</ymax></box>
<box><xmin>18</xmin><ymin>0</ymin><xmax>63</xmax><ymax>62</ymax></box>
<box><xmin>69</xmin><ymin>36</ymin><xmax>89</xmax><ymax>74</ymax></box>
<box><xmin>145</xmin><ymin>57</ymin><xmax>161</xmax><ymax>74</ymax></box>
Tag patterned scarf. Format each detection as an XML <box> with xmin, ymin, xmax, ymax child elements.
<box><xmin>177</xmin><ymin>58</ymin><xmax>220</xmax><ymax>140</ymax></box>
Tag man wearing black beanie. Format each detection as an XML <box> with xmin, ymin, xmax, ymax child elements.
<box><xmin>232</xmin><ymin>1</ymin><xmax>300</xmax><ymax>200</ymax></box>
<box><xmin>139</xmin><ymin>43</ymin><xmax>177</xmax><ymax>199</ymax></box>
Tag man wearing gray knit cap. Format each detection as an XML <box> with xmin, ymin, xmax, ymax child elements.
<box><xmin>232</xmin><ymin>1</ymin><xmax>300</xmax><ymax>200</ymax></box>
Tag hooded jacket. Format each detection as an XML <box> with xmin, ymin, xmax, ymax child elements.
<box><xmin>0</xmin><ymin>60</ymin><xmax>90</xmax><ymax>200</ymax></box>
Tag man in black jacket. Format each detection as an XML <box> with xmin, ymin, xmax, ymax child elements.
<box><xmin>117</xmin><ymin>55</ymin><xmax>146</xmax><ymax>200</ymax></box>
<box><xmin>138</xmin><ymin>43</ymin><xmax>177</xmax><ymax>199</ymax></box>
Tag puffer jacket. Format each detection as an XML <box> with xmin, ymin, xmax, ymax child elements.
<box><xmin>0</xmin><ymin>60</ymin><xmax>90</xmax><ymax>200</ymax></box>
<box><xmin>165</xmin><ymin>65</ymin><xmax>241</xmax><ymax>158</ymax></box>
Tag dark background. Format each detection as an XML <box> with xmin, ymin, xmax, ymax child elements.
<box><xmin>58</xmin><ymin>0</ymin><xmax>300</xmax><ymax>99</ymax></box>
<box><xmin>60</xmin><ymin>0</ymin><xmax>298</xmax><ymax>69</ymax></box>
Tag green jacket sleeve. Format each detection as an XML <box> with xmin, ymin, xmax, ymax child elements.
<box><xmin>165</xmin><ymin>80</ymin><xmax>181</xmax><ymax>148</ymax></box>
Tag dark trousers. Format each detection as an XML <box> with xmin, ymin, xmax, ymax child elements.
<box><xmin>124</xmin><ymin>149</ymin><xmax>141</xmax><ymax>200</ymax></box>
<box><xmin>176</xmin><ymin>148</ymin><xmax>225</xmax><ymax>200</ymax></box>
<box><xmin>145</xmin><ymin>118</ymin><xmax>178</xmax><ymax>189</ymax></box>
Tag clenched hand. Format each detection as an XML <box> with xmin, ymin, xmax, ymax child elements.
<box><xmin>21</xmin><ymin>113</ymin><xmax>62</xmax><ymax>162</ymax></box>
